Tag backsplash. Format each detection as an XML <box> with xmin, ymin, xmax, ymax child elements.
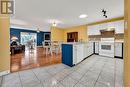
<box><xmin>89</xmin><ymin>33</ymin><xmax>124</xmax><ymax>41</ymax></box>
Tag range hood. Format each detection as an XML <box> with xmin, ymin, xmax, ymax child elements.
<box><xmin>100</xmin><ymin>28</ymin><xmax>115</xmax><ymax>37</ymax></box>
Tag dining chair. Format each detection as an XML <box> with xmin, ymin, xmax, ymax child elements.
<box><xmin>42</xmin><ymin>40</ymin><xmax>52</xmax><ymax>56</ymax></box>
<box><xmin>51</xmin><ymin>41</ymin><xmax>62</xmax><ymax>55</ymax></box>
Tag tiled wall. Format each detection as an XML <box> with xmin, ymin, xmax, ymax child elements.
<box><xmin>89</xmin><ymin>33</ymin><xmax>124</xmax><ymax>41</ymax></box>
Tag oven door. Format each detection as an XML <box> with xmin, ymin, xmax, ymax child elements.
<box><xmin>99</xmin><ymin>42</ymin><xmax>114</xmax><ymax>58</ymax></box>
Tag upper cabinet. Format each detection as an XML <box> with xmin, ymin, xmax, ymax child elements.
<box><xmin>88</xmin><ymin>20</ymin><xmax>124</xmax><ymax>35</ymax></box>
<box><xmin>88</xmin><ymin>25</ymin><xmax>101</xmax><ymax>35</ymax></box>
<box><xmin>114</xmin><ymin>20</ymin><xmax>124</xmax><ymax>34</ymax></box>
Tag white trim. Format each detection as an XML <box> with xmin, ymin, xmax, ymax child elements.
<box><xmin>37</xmin><ymin>46</ymin><xmax>43</xmax><ymax>47</ymax></box>
<box><xmin>0</xmin><ymin>70</ymin><xmax>10</xmax><ymax>76</ymax></box>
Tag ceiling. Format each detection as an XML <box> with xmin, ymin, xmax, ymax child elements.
<box><xmin>10</xmin><ymin>0</ymin><xmax>124</xmax><ymax>31</ymax></box>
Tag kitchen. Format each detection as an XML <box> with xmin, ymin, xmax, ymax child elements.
<box><xmin>0</xmin><ymin>0</ymin><xmax>127</xmax><ymax>86</ymax></box>
<box><xmin>62</xmin><ymin>19</ymin><xmax>124</xmax><ymax>66</ymax></box>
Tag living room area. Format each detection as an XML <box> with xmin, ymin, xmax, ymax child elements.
<box><xmin>10</xmin><ymin>27</ymin><xmax>62</xmax><ymax>72</ymax></box>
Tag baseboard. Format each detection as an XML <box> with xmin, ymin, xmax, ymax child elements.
<box><xmin>73</xmin><ymin>53</ymin><xmax>94</xmax><ymax>67</ymax></box>
<box><xmin>37</xmin><ymin>46</ymin><xmax>43</xmax><ymax>47</ymax></box>
<box><xmin>94</xmin><ymin>53</ymin><xmax>99</xmax><ymax>55</ymax></box>
<box><xmin>84</xmin><ymin>53</ymin><xmax>94</xmax><ymax>60</ymax></box>
<box><xmin>0</xmin><ymin>70</ymin><xmax>10</xmax><ymax>76</ymax></box>
<box><xmin>115</xmin><ymin>56</ymin><xmax>123</xmax><ymax>59</ymax></box>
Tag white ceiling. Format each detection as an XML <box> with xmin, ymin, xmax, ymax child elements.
<box><xmin>10</xmin><ymin>0</ymin><xmax>124</xmax><ymax>31</ymax></box>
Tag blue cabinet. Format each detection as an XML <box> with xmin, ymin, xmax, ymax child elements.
<box><xmin>62</xmin><ymin>42</ymin><xmax>94</xmax><ymax>67</ymax></box>
<box><xmin>62</xmin><ymin>44</ymin><xmax>73</xmax><ymax>67</ymax></box>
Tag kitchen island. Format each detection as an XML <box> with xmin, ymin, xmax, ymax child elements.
<box><xmin>62</xmin><ymin>42</ymin><xmax>94</xmax><ymax>67</ymax></box>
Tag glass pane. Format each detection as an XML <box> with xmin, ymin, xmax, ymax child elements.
<box><xmin>20</xmin><ymin>32</ymin><xmax>37</xmax><ymax>46</ymax></box>
<box><xmin>101</xmin><ymin>45</ymin><xmax>111</xmax><ymax>50</ymax></box>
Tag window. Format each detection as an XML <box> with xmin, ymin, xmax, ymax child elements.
<box><xmin>20</xmin><ymin>32</ymin><xmax>37</xmax><ymax>46</ymax></box>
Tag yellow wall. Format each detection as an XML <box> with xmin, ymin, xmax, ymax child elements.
<box><xmin>51</xmin><ymin>17</ymin><xmax>124</xmax><ymax>43</ymax></box>
<box><xmin>63</xmin><ymin>25</ymin><xmax>88</xmax><ymax>42</ymax></box>
<box><xmin>51</xmin><ymin>25</ymin><xmax>88</xmax><ymax>42</ymax></box>
<box><xmin>124</xmin><ymin>0</ymin><xmax>130</xmax><ymax>86</ymax></box>
<box><xmin>0</xmin><ymin>15</ymin><xmax>10</xmax><ymax>71</ymax></box>
<box><xmin>51</xmin><ymin>27</ymin><xmax>64</xmax><ymax>41</ymax></box>
<box><xmin>88</xmin><ymin>17</ymin><xmax>124</xmax><ymax>26</ymax></box>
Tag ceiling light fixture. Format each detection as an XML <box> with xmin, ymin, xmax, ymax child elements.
<box><xmin>48</xmin><ymin>19</ymin><xmax>62</xmax><ymax>27</ymax></box>
<box><xmin>102</xmin><ymin>9</ymin><xmax>108</xmax><ymax>18</ymax></box>
<box><xmin>52</xmin><ymin>22</ymin><xmax>57</xmax><ymax>27</ymax></box>
<box><xmin>79</xmin><ymin>14</ymin><xmax>88</xmax><ymax>18</ymax></box>
<box><xmin>37</xmin><ymin>28</ymin><xmax>40</xmax><ymax>33</ymax></box>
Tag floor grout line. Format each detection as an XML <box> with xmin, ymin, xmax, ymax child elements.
<box><xmin>31</xmin><ymin>70</ymin><xmax>45</xmax><ymax>87</ymax></box>
<box><xmin>73</xmin><ymin>59</ymin><xmax>98</xmax><ymax>87</ymax></box>
<box><xmin>18</xmin><ymin>72</ymin><xmax>24</xmax><ymax>87</ymax></box>
<box><xmin>58</xmin><ymin>65</ymin><xmax>83</xmax><ymax>86</ymax></box>
<box><xmin>93</xmin><ymin>60</ymin><xmax>107</xmax><ymax>87</ymax></box>
<box><xmin>0</xmin><ymin>76</ymin><xmax>3</xmax><ymax>87</ymax></box>
<box><xmin>115</xmin><ymin>59</ymin><xmax>124</xmax><ymax>87</ymax></box>
<box><xmin>32</xmin><ymin>66</ymin><xmax>70</xmax><ymax>87</ymax></box>
<box><xmin>58</xmin><ymin>68</ymin><xmax>76</xmax><ymax>83</ymax></box>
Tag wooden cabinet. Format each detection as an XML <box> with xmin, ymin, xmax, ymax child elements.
<box><xmin>67</xmin><ymin>32</ymin><xmax>78</xmax><ymax>42</ymax></box>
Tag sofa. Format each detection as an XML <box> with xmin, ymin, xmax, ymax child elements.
<box><xmin>10</xmin><ymin>41</ymin><xmax>25</xmax><ymax>54</ymax></box>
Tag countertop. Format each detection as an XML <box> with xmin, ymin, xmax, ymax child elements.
<box><xmin>62</xmin><ymin>42</ymin><xmax>93</xmax><ymax>45</ymax></box>
<box><xmin>89</xmin><ymin>40</ymin><xmax>124</xmax><ymax>43</ymax></box>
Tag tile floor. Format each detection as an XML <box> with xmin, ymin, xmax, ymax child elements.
<box><xmin>0</xmin><ymin>55</ymin><xmax>124</xmax><ymax>87</ymax></box>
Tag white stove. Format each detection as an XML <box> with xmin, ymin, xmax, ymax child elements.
<box><xmin>99</xmin><ymin>38</ymin><xmax>115</xmax><ymax>58</ymax></box>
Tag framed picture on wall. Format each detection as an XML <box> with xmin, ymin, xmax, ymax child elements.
<box><xmin>44</xmin><ymin>33</ymin><xmax>50</xmax><ymax>40</ymax></box>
